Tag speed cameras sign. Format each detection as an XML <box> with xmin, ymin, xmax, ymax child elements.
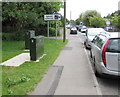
<box><xmin>44</xmin><ymin>14</ymin><xmax>61</xmax><ymax>21</ymax></box>
<box><xmin>54</xmin><ymin>14</ymin><xmax>61</xmax><ymax>20</ymax></box>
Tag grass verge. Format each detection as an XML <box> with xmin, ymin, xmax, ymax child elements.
<box><xmin>2</xmin><ymin>39</ymin><xmax>68</xmax><ymax>95</ymax></box>
<box><xmin>2</xmin><ymin>41</ymin><xmax>26</xmax><ymax>62</ymax></box>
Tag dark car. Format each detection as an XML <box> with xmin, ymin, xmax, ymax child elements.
<box><xmin>70</xmin><ymin>27</ymin><xmax>77</xmax><ymax>34</ymax></box>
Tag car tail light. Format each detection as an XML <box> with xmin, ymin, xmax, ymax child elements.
<box><xmin>102</xmin><ymin>39</ymin><xmax>110</xmax><ymax>67</ymax></box>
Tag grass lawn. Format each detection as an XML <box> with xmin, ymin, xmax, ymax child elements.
<box><xmin>2</xmin><ymin>41</ymin><xmax>26</xmax><ymax>62</ymax></box>
<box><xmin>2</xmin><ymin>39</ymin><xmax>68</xmax><ymax>95</ymax></box>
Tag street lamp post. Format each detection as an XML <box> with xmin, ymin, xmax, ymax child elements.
<box><xmin>63</xmin><ymin>1</ymin><xmax>66</xmax><ymax>42</ymax></box>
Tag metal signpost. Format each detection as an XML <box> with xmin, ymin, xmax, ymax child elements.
<box><xmin>56</xmin><ymin>20</ymin><xmax>58</xmax><ymax>43</ymax></box>
<box><xmin>44</xmin><ymin>14</ymin><xmax>61</xmax><ymax>43</ymax></box>
<box><xmin>47</xmin><ymin>21</ymin><xmax>49</xmax><ymax>38</ymax></box>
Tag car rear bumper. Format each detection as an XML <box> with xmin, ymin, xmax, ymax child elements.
<box><xmin>96</xmin><ymin>63</ymin><xmax>120</xmax><ymax>77</ymax></box>
<box><xmin>81</xmin><ymin>31</ymin><xmax>86</xmax><ymax>33</ymax></box>
<box><xmin>70</xmin><ymin>30</ymin><xmax>77</xmax><ymax>34</ymax></box>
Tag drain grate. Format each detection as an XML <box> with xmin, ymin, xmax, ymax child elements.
<box><xmin>47</xmin><ymin>66</ymin><xmax>64</xmax><ymax>95</ymax></box>
<box><xmin>62</xmin><ymin>47</ymin><xmax>72</xmax><ymax>50</ymax></box>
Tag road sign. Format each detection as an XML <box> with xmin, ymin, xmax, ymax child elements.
<box><xmin>54</xmin><ymin>14</ymin><xmax>61</xmax><ymax>20</ymax></box>
<box><xmin>106</xmin><ymin>21</ymin><xmax>110</xmax><ymax>26</ymax></box>
<box><xmin>44</xmin><ymin>14</ymin><xmax>54</xmax><ymax>21</ymax></box>
<box><xmin>44</xmin><ymin>14</ymin><xmax>61</xmax><ymax>21</ymax></box>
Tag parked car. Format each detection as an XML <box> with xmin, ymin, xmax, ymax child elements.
<box><xmin>70</xmin><ymin>27</ymin><xmax>77</xmax><ymax>34</ymax></box>
<box><xmin>90</xmin><ymin>32</ymin><xmax>120</xmax><ymax>77</ymax></box>
<box><xmin>81</xmin><ymin>26</ymin><xmax>87</xmax><ymax>33</ymax></box>
<box><xmin>76</xmin><ymin>25</ymin><xmax>79</xmax><ymax>30</ymax></box>
<box><xmin>66</xmin><ymin>24</ymin><xmax>71</xmax><ymax>29</ymax></box>
<box><xmin>78</xmin><ymin>22</ymin><xmax>83</xmax><ymax>31</ymax></box>
<box><xmin>84</xmin><ymin>28</ymin><xmax>106</xmax><ymax>49</ymax></box>
<box><xmin>78</xmin><ymin>25</ymin><xmax>83</xmax><ymax>32</ymax></box>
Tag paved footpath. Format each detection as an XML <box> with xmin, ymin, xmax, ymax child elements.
<box><xmin>30</xmin><ymin>31</ymin><xmax>101</xmax><ymax>95</ymax></box>
<box><xmin>53</xmin><ymin>33</ymin><xmax>99</xmax><ymax>95</ymax></box>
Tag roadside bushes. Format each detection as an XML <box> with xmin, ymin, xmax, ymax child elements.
<box><xmin>49</xmin><ymin>27</ymin><xmax>61</xmax><ymax>36</ymax></box>
<box><xmin>49</xmin><ymin>27</ymin><xmax>56</xmax><ymax>36</ymax></box>
<box><xmin>2</xmin><ymin>27</ymin><xmax>62</xmax><ymax>41</ymax></box>
<box><xmin>2</xmin><ymin>31</ymin><xmax>25</xmax><ymax>41</ymax></box>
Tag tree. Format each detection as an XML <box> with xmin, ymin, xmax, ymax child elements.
<box><xmin>82</xmin><ymin>10</ymin><xmax>101</xmax><ymax>26</ymax></box>
<box><xmin>105</xmin><ymin>10</ymin><xmax>120</xmax><ymax>31</ymax></box>
<box><xmin>75</xmin><ymin>14</ymin><xmax>82</xmax><ymax>25</ymax></box>
<box><xmin>2</xmin><ymin>2</ymin><xmax>63</xmax><ymax>36</ymax></box>
<box><xmin>70</xmin><ymin>20</ymin><xmax>76</xmax><ymax>25</ymax></box>
<box><xmin>111</xmin><ymin>16</ymin><xmax>120</xmax><ymax>29</ymax></box>
<box><xmin>89</xmin><ymin>16</ymin><xmax>106</xmax><ymax>27</ymax></box>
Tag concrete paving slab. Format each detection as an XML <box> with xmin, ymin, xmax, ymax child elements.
<box><xmin>0</xmin><ymin>53</ymin><xmax>30</xmax><ymax>67</ymax></box>
<box><xmin>53</xmin><ymin>33</ymin><xmax>99</xmax><ymax>95</ymax></box>
<box><xmin>29</xmin><ymin>66</ymin><xmax>63</xmax><ymax>95</ymax></box>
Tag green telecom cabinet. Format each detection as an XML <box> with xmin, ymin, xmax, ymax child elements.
<box><xmin>25</xmin><ymin>30</ymin><xmax>35</xmax><ymax>49</ymax></box>
<box><xmin>30</xmin><ymin>36</ymin><xmax>44</xmax><ymax>61</ymax></box>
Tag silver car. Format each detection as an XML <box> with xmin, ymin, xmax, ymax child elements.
<box><xmin>84</xmin><ymin>28</ymin><xmax>106</xmax><ymax>49</ymax></box>
<box><xmin>90</xmin><ymin>32</ymin><xmax>120</xmax><ymax>77</ymax></box>
<box><xmin>81</xmin><ymin>26</ymin><xmax>87</xmax><ymax>33</ymax></box>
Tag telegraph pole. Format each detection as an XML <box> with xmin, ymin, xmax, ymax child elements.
<box><xmin>63</xmin><ymin>1</ymin><xmax>66</xmax><ymax>42</ymax></box>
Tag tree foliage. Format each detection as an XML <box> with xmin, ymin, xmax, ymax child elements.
<box><xmin>2</xmin><ymin>2</ymin><xmax>63</xmax><ymax>36</ymax></box>
<box><xmin>111</xmin><ymin>16</ymin><xmax>120</xmax><ymax>28</ymax></box>
<box><xmin>82</xmin><ymin>10</ymin><xmax>101</xmax><ymax>26</ymax></box>
<box><xmin>105</xmin><ymin>10</ymin><xmax>120</xmax><ymax>30</ymax></box>
<box><xmin>89</xmin><ymin>16</ymin><xmax>106</xmax><ymax>27</ymax></box>
<box><xmin>70</xmin><ymin>20</ymin><xmax>76</xmax><ymax>25</ymax></box>
<box><xmin>75</xmin><ymin>14</ymin><xmax>82</xmax><ymax>25</ymax></box>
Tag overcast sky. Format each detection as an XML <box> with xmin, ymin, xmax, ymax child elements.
<box><xmin>60</xmin><ymin>0</ymin><xmax>120</xmax><ymax>20</ymax></box>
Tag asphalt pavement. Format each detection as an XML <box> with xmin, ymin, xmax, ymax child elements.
<box><xmin>78</xmin><ymin>31</ymin><xmax>120</xmax><ymax>96</ymax></box>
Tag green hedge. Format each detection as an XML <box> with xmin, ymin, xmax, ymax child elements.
<box><xmin>49</xmin><ymin>27</ymin><xmax>60</xmax><ymax>36</ymax></box>
<box><xmin>2</xmin><ymin>31</ymin><xmax>25</xmax><ymax>41</ymax></box>
<box><xmin>2</xmin><ymin>27</ymin><xmax>62</xmax><ymax>41</ymax></box>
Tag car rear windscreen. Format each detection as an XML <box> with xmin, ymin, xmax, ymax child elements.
<box><xmin>106</xmin><ymin>39</ymin><xmax>120</xmax><ymax>53</ymax></box>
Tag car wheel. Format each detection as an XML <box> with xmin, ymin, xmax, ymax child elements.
<box><xmin>93</xmin><ymin>58</ymin><xmax>101</xmax><ymax>77</ymax></box>
<box><xmin>90</xmin><ymin>50</ymin><xmax>92</xmax><ymax>58</ymax></box>
<box><xmin>84</xmin><ymin>41</ymin><xmax>86</xmax><ymax>46</ymax></box>
<box><xmin>84</xmin><ymin>41</ymin><xmax>87</xmax><ymax>48</ymax></box>
<box><xmin>84</xmin><ymin>42</ymin><xmax>89</xmax><ymax>49</ymax></box>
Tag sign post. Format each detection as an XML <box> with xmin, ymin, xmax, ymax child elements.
<box><xmin>44</xmin><ymin>14</ymin><xmax>61</xmax><ymax>43</ymax></box>
<box><xmin>63</xmin><ymin>1</ymin><xmax>66</xmax><ymax>42</ymax></box>
<box><xmin>56</xmin><ymin>20</ymin><xmax>58</xmax><ymax>43</ymax></box>
<box><xmin>47</xmin><ymin>21</ymin><xmax>49</xmax><ymax>39</ymax></box>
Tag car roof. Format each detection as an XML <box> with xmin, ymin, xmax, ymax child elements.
<box><xmin>88</xmin><ymin>28</ymin><xmax>104</xmax><ymax>30</ymax></box>
<box><xmin>100</xmin><ymin>32</ymin><xmax>120</xmax><ymax>38</ymax></box>
<box><xmin>82</xmin><ymin>26</ymin><xmax>86</xmax><ymax>28</ymax></box>
<box><xmin>109</xmin><ymin>32</ymin><xmax>120</xmax><ymax>38</ymax></box>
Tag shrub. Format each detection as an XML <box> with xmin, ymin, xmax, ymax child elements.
<box><xmin>49</xmin><ymin>27</ymin><xmax>60</xmax><ymax>36</ymax></box>
<box><xmin>2</xmin><ymin>31</ymin><xmax>26</xmax><ymax>41</ymax></box>
<box><xmin>49</xmin><ymin>27</ymin><xmax>56</xmax><ymax>36</ymax></box>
